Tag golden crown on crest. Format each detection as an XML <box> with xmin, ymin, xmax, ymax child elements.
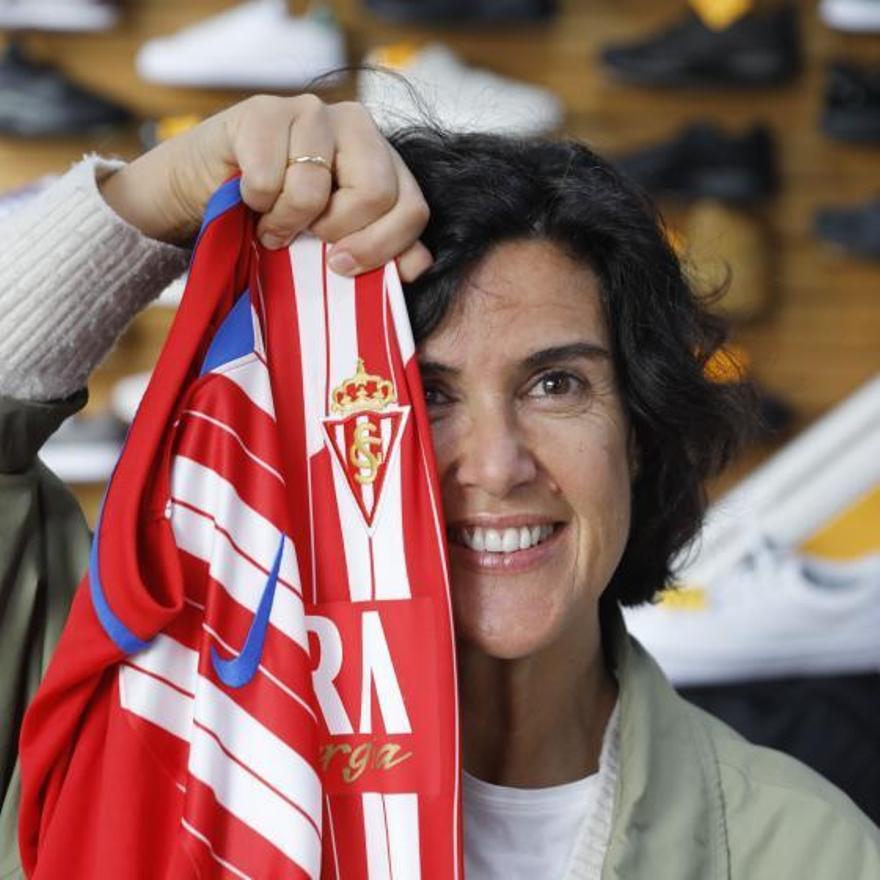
<box><xmin>330</xmin><ymin>358</ymin><xmax>397</xmax><ymax>416</ymax></box>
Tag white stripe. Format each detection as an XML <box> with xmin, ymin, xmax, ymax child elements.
<box><xmin>328</xmin><ymin>441</ymin><xmax>373</xmax><ymax>601</ymax></box>
<box><xmin>119</xmin><ymin>645</ymin><xmax>323</xmax><ymax>874</ymax></box>
<box><xmin>171</xmin><ymin>455</ymin><xmax>300</xmax><ymax>592</ymax></box>
<box><xmin>363</xmin><ymin>793</ymin><xmax>392</xmax><ymax>880</ymax></box>
<box><xmin>181</xmin><ymin>818</ymin><xmax>254</xmax><ymax>880</ymax></box>
<box><xmin>213</xmin><ymin>356</ymin><xmax>276</xmax><ymax>419</ymax></box>
<box><xmin>119</xmin><ymin>663</ymin><xmax>194</xmax><ymax>740</ymax></box>
<box><xmin>249</xmin><ymin>302</ymin><xmax>265</xmax><ymax>358</ymax></box>
<box><xmin>128</xmin><ymin>630</ymin><xmax>198</xmax><ymax>692</ymax></box>
<box><xmin>288</xmin><ymin>235</ymin><xmax>324</xmax><ymax>602</ymax></box>
<box><xmin>180</xmin><ymin>409</ymin><xmax>285</xmax><ymax>485</ymax></box>
<box><xmin>372</xmin><ymin>411</ymin><xmax>411</xmax><ymax>600</ymax></box>
<box><xmin>189</xmin><ymin>723</ymin><xmax>321</xmax><ymax>878</ymax></box>
<box><xmin>323</xmin><ymin>260</ymin><xmax>380</xmax><ymax>599</ymax></box>
<box><xmin>193</xmin><ymin>675</ymin><xmax>322</xmax><ymax>827</ymax></box>
<box><xmin>326</xmin><ymin>795</ymin><xmax>342</xmax><ymax>880</ymax></box>
<box><xmin>417</xmin><ymin>441</ymin><xmax>461</xmax><ymax>880</ymax></box>
<box><xmin>202</xmin><ymin>623</ymin><xmax>318</xmax><ymax>724</ymax></box>
<box><xmin>170</xmin><ymin>501</ymin><xmax>308</xmax><ymax>652</ymax></box>
<box><xmin>384</xmin><ymin>263</ymin><xmax>415</xmax><ymax>365</ymax></box>
<box><xmin>127</xmin><ymin>635</ymin><xmax>322</xmax><ymax>825</ymax></box>
<box><xmin>325</xmin><ymin>260</ymin><xmax>359</xmax><ymax>416</ymax></box>
<box><xmin>384</xmin><ymin>794</ymin><xmax>421</xmax><ymax>880</ymax></box>
<box><xmin>290</xmin><ymin>235</ymin><xmax>327</xmax><ymax>456</ymax></box>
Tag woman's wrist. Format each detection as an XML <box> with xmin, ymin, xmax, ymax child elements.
<box><xmin>98</xmin><ymin>140</ymin><xmax>202</xmax><ymax>247</ymax></box>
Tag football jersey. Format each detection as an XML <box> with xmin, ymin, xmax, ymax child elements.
<box><xmin>19</xmin><ymin>178</ymin><xmax>462</xmax><ymax>879</ymax></box>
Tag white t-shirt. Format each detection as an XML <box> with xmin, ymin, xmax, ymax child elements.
<box><xmin>462</xmin><ymin>701</ymin><xmax>621</xmax><ymax>880</ymax></box>
<box><xmin>463</xmin><ymin>767</ymin><xmax>599</xmax><ymax>880</ymax></box>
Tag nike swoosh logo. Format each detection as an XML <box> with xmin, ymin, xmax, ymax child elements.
<box><xmin>211</xmin><ymin>534</ymin><xmax>285</xmax><ymax>688</ymax></box>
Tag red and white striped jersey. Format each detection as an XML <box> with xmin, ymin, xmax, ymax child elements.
<box><xmin>19</xmin><ymin>179</ymin><xmax>462</xmax><ymax>879</ymax></box>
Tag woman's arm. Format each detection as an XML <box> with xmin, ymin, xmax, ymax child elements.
<box><xmin>0</xmin><ymin>157</ymin><xmax>190</xmax><ymax>402</ymax></box>
<box><xmin>0</xmin><ymin>95</ymin><xmax>431</xmax><ymax>403</ymax></box>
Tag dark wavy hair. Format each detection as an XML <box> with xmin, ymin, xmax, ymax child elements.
<box><xmin>390</xmin><ymin>128</ymin><xmax>753</xmax><ymax>608</ymax></box>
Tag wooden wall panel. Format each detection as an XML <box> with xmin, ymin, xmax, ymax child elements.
<box><xmin>1</xmin><ymin>0</ymin><xmax>877</xmax><ymax>514</ymax></box>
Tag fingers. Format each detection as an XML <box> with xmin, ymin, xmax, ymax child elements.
<box><xmin>224</xmin><ymin>96</ymin><xmax>432</xmax><ymax>276</ymax></box>
<box><xmin>231</xmin><ymin>95</ymin><xmax>295</xmax><ymax>215</ymax></box>
<box><xmin>255</xmin><ymin>98</ymin><xmax>335</xmax><ymax>248</ymax></box>
<box><xmin>319</xmin><ymin>118</ymin><xmax>432</xmax><ymax>277</ymax></box>
<box><xmin>396</xmin><ymin>241</ymin><xmax>435</xmax><ymax>283</ymax></box>
<box><xmin>309</xmin><ymin>103</ymin><xmax>399</xmax><ymax>244</ymax></box>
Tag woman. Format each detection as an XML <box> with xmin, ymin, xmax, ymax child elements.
<box><xmin>1</xmin><ymin>95</ymin><xmax>877</xmax><ymax>878</ymax></box>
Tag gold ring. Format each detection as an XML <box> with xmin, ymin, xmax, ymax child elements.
<box><xmin>289</xmin><ymin>154</ymin><xmax>333</xmax><ymax>172</ymax></box>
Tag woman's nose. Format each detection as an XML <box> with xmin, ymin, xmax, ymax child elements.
<box><xmin>451</xmin><ymin>408</ymin><xmax>538</xmax><ymax>498</ymax></box>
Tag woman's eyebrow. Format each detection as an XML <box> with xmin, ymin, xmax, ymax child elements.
<box><xmin>418</xmin><ymin>359</ymin><xmax>459</xmax><ymax>377</ymax></box>
<box><xmin>418</xmin><ymin>342</ymin><xmax>610</xmax><ymax>377</ymax></box>
<box><xmin>522</xmin><ymin>342</ymin><xmax>610</xmax><ymax>370</ymax></box>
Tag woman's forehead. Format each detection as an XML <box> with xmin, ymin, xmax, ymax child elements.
<box><xmin>419</xmin><ymin>239</ymin><xmax>608</xmax><ymax>362</ymax></box>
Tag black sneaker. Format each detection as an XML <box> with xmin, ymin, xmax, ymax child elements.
<box><xmin>365</xmin><ymin>0</ymin><xmax>555</xmax><ymax>24</ymax></box>
<box><xmin>601</xmin><ymin>4</ymin><xmax>800</xmax><ymax>87</ymax></box>
<box><xmin>614</xmin><ymin>123</ymin><xmax>778</xmax><ymax>204</ymax></box>
<box><xmin>814</xmin><ymin>200</ymin><xmax>880</xmax><ymax>260</ymax></box>
<box><xmin>822</xmin><ymin>61</ymin><xmax>880</xmax><ymax>143</ymax></box>
<box><xmin>0</xmin><ymin>43</ymin><xmax>130</xmax><ymax>137</ymax></box>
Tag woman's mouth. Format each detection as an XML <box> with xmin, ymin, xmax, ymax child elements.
<box><xmin>446</xmin><ymin>522</ymin><xmax>565</xmax><ymax>572</ymax></box>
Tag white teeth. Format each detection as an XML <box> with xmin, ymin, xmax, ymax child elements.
<box><xmin>456</xmin><ymin>524</ymin><xmax>556</xmax><ymax>553</ymax></box>
<box><xmin>485</xmin><ymin>529</ymin><xmax>503</xmax><ymax>552</ymax></box>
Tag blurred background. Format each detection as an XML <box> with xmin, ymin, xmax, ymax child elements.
<box><xmin>1</xmin><ymin>0</ymin><xmax>878</xmax><ymax>825</ymax></box>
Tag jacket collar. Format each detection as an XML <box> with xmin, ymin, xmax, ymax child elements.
<box><xmin>601</xmin><ymin>605</ymin><xmax>730</xmax><ymax>880</ymax></box>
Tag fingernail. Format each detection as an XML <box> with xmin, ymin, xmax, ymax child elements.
<box><xmin>260</xmin><ymin>233</ymin><xmax>285</xmax><ymax>250</ymax></box>
<box><xmin>328</xmin><ymin>251</ymin><xmax>357</xmax><ymax>276</ymax></box>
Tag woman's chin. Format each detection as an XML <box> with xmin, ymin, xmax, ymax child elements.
<box><xmin>451</xmin><ymin>580</ymin><xmax>566</xmax><ymax>661</ymax></box>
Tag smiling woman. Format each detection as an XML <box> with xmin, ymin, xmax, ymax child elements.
<box><xmin>390</xmin><ymin>127</ymin><xmax>880</xmax><ymax>879</ymax></box>
<box><xmin>1</xmin><ymin>96</ymin><xmax>878</xmax><ymax>880</ymax></box>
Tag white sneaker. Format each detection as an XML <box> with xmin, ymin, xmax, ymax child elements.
<box><xmin>675</xmin><ymin>375</ymin><xmax>880</xmax><ymax>587</ymax></box>
<box><xmin>820</xmin><ymin>0</ymin><xmax>880</xmax><ymax>32</ymax></box>
<box><xmin>111</xmin><ymin>371</ymin><xmax>151</xmax><ymax>425</ymax></box>
<box><xmin>359</xmin><ymin>42</ymin><xmax>564</xmax><ymax>136</ymax></box>
<box><xmin>0</xmin><ymin>0</ymin><xmax>118</xmax><ymax>32</ymax></box>
<box><xmin>40</xmin><ymin>413</ymin><xmax>126</xmax><ymax>483</ymax></box>
<box><xmin>624</xmin><ymin>542</ymin><xmax>880</xmax><ymax>686</ymax></box>
<box><xmin>152</xmin><ymin>273</ymin><xmax>186</xmax><ymax>309</ymax></box>
<box><xmin>136</xmin><ymin>0</ymin><xmax>345</xmax><ymax>90</ymax></box>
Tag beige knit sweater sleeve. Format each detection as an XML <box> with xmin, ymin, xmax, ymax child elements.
<box><xmin>0</xmin><ymin>156</ymin><xmax>191</xmax><ymax>402</ymax></box>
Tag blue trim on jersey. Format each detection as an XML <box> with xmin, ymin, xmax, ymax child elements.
<box><xmin>199</xmin><ymin>290</ymin><xmax>254</xmax><ymax>375</ymax></box>
<box><xmin>202</xmin><ymin>176</ymin><xmax>242</xmax><ymax>229</ymax></box>
<box><xmin>211</xmin><ymin>535</ymin><xmax>285</xmax><ymax>688</ymax></box>
<box><xmin>89</xmin><ymin>513</ymin><xmax>152</xmax><ymax>656</ymax></box>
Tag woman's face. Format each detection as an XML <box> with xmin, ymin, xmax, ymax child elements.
<box><xmin>418</xmin><ymin>239</ymin><xmax>635</xmax><ymax>660</ymax></box>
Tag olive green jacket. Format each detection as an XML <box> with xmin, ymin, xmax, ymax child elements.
<box><xmin>1</xmin><ymin>391</ymin><xmax>879</xmax><ymax>879</ymax></box>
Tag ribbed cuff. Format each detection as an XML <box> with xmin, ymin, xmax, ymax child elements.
<box><xmin>0</xmin><ymin>155</ymin><xmax>191</xmax><ymax>401</ymax></box>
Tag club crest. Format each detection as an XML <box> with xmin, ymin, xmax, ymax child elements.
<box><xmin>323</xmin><ymin>358</ymin><xmax>408</xmax><ymax>528</ymax></box>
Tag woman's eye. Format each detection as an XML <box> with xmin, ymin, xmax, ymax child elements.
<box><xmin>423</xmin><ymin>384</ymin><xmax>451</xmax><ymax>408</ymax></box>
<box><xmin>529</xmin><ymin>371</ymin><xmax>586</xmax><ymax>398</ymax></box>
